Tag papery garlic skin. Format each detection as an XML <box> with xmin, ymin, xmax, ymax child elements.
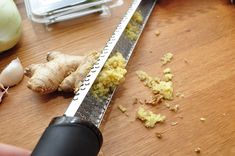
<box><xmin>0</xmin><ymin>58</ymin><xmax>24</xmax><ymax>87</ymax></box>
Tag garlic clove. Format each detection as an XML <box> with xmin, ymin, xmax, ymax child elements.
<box><xmin>0</xmin><ymin>58</ymin><xmax>24</xmax><ymax>87</ymax></box>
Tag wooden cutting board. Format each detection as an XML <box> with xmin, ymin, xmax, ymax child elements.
<box><xmin>0</xmin><ymin>0</ymin><xmax>235</xmax><ymax>155</ymax></box>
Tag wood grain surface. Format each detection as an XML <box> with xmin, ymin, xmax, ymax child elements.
<box><xmin>1</xmin><ymin>0</ymin><xmax>235</xmax><ymax>156</ymax></box>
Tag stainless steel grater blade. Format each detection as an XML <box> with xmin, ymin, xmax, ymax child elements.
<box><xmin>65</xmin><ymin>0</ymin><xmax>157</xmax><ymax>127</ymax></box>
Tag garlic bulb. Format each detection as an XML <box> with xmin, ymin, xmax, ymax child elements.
<box><xmin>0</xmin><ymin>58</ymin><xmax>24</xmax><ymax>87</ymax></box>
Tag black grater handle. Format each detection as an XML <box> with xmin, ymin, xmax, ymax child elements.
<box><xmin>31</xmin><ymin>116</ymin><xmax>103</xmax><ymax>156</ymax></box>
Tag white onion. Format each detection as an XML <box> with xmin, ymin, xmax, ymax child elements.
<box><xmin>0</xmin><ymin>0</ymin><xmax>22</xmax><ymax>53</ymax></box>
<box><xmin>0</xmin><ymin>58</ymin><xmax>24</xmax><ymax>87</ymax></box>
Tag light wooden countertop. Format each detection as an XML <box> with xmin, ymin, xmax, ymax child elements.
<box><xmin>0</xmin><ymin>0</ymin><xmax>235</xmax><ymax>155</ymax></box>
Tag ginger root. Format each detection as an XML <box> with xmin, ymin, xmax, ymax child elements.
<box><xmin>59</xmin><ymin>52</ymin><xmax>98</xmax><ymax>92</ymax></box>
<box><xmin>25</xmin><ymin>51</ymin><xmax>99</xmax><ymax>94</ymax></box>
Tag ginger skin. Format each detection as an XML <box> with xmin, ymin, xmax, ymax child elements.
<box><xmin>59</xmin><ymin>51</ymin><xmax>99</xmax><ymax>92</ymax></box>
<box><xmin>25</xmin><ymin>51</ymin><xmax>99</xmax><ymax>94</ymax></box>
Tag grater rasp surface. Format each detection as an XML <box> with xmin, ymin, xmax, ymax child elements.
<box><xmin>66</xmin><ymin>0</ymin><xmax>157</xmax><ymax>127</ymax></box>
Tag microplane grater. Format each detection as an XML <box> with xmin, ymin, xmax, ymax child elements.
<box><xmin>31</xmin><ymin>0</ymin><xmax>158</xmax><ymax>155</ymax></box>
<box><xmin>65</xmin><ymin>0</ymin><xmax>157</xmax><ymax>127</ymax></box>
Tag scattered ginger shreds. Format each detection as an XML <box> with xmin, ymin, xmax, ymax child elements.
<box><xmin>137</xmin><ymin>107</ymin><xmax>148</xmax><ymax>121</ymax></box>
<box><xmin>177</xmin><ymin>115</ymin><xmax>184</xmax><ymax>119</ymax></box>
<box><xmin>184</xmin><ymin>59</ymin><xmax>189</xmax><ymax>64</ymax></box>
<box><xmin>136</xmin><ymin>71</ymin><xmax>174</xmax><ymax>100</ymax></box>
<box><xmin>136</xmin><ymin>71</ymin><xmax>157</xmax><ymax>88</ymax></box>
<box><xmin>118</xmin><ymin>104</ymin><xmax>127</xmax><ymax>113</ymax></box>
<box><xmin>161</xmin><ymin>52</ymin><xmax>173</xmax><ymax>65</ymax></box>
<box><xmin>145</xmin><ymin>98</ymin><xmax>155</xmax><ymax>105</ymax></box>
<box><xmin>194</xmin><ymin>147</ymin><xmax>201</xmax><ymax>154</ymax></box>
<box><xmin>163</xmin><ymin>68</ymin><xmax>173</xmax><ymax>81</ymax></box>
<box><xmin>136</xmin><ymin>71</ymin><xmax>148</xmax><ymax>81</ymax></box>
<box><xmin>163</xmin><ymin>73</ymin><xmax>174</xmax><ymax>81</ymax></box>
<box><xmin>136</xmin><ymin>106</ymin><xmax>165</xmax><ymax>128</ymax></box>
<box><xmin>176</xmin><ymin>92</ymin><xmax>185</xmax><ymax>98</ymax></box>
<box><xmin>165</xmin><ymin>103</ymin><xmax>170</xmax><ymax>108</ymax></box>
<box><xmin>92</xmin><ymin>52</ymin><xmax>127</xmax><ymax>98</ymax></box>
<box><xmin>169</xmin><ymin>104</ymin><xmax>179</xmax><ymax>112</ymax></box>
<box><xmin>155</xmin><ymin>132</ymin><xmax>162</xmax><ymax>139</ymax></box>
<box><xmin>155</xmin><ymin>30</ymin><xmax>160</xmax><ymax>36</ymax></box>
<box><xmin>154</xmin><ymin>77</ymin><xmax>161</xmax><ymax>83</ymax></box>
<box><xmin>145</xmin><ymin>94</ymin><xmax>163</xmax><ymax>105</ymax></box>
<box><xmin>171</xmin><ymin>121</ymin><xmax>178</xmax><ymax>126</ymax></box>
<box><xmin>200</xmin><ymin>117</ymin><xmax>206</xmax><ymax>122</ymax></box>
<box><xmin>175</xmin><ymin>92</ymin><xmax>181</xmax><ymax>97</ymax></box>
<box><xmin>155</xmin><ymin>81</ymin><xmax>174</xmax><ymax>100</ymax></box>
<box><xmin>163</xmin><ymin>68</ymin><xmax>171</xmax><ymax>74</ymax></box>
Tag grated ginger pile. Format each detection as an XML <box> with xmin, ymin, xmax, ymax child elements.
<box><xmin>125</xmin><ymin>11</ymin><xmax>143</xmax><ymax>41</ymax></box>
<box><xmin>92</xmin><ymin>52</ymin><xmax>127</xmax><ymax>98</ymax></box>
<box><xmin>132</xmin><ymin>11</ymin><xmax>143</xmax><ymax>24</ymax></box>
